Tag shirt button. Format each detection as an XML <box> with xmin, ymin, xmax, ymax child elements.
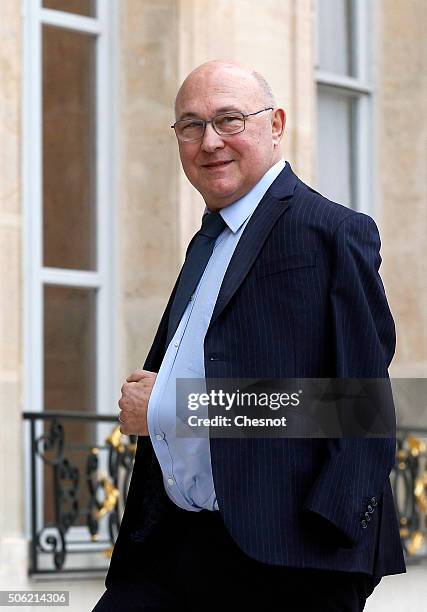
<box><xmin>167</xmin><ymin>477</ymin><xmax>174</xmax><ymax>486</ymax></box>
<box><xmin>174</xmin><ymin>341</ymin><xmax>179</xmax><ymax>348</ymax></box>
<box><xmin>156</xmin><ymin>434</ymin><xmax>163</xmax><ymax>441</ymax></box>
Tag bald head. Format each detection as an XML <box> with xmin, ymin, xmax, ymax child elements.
<box><xmin>175</xmin><ymin>60</ymin><xmax>276</xmax><ymax>119</ymax></box>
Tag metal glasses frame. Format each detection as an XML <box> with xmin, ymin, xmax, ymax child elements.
<box><xmin>171</xmin><ymin>107</ymin><xmax>274</xmax><ymax>142</ymax></box>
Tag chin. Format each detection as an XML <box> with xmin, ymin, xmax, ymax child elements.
<box><xmin>206</xmin><ymin>196</ymin><xmax>239</xmax><ymax>212</ymax></box>
<box><xmin>203</xmin><ymin>183</ymin><xmax>240</xmax><ymax>203</ymax></box>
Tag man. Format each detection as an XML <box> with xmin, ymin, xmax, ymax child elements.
<box><xmin>94</xmin><ymin>60</ymin><xmax>406</xmax><ymax>611</ymax></box>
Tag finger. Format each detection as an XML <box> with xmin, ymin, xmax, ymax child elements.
<box><xmin>121</xmin><ymin>381</ymin><xmax>135</xmax><ymax>395</ymax></box>
<box><xmin>125</xmin><ymin>370</ymin><xmax>144</xmax><ymax>382</ymax></box>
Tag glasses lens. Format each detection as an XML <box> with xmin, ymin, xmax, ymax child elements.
<box><xmin>213</xmin><ymin>112</ymin><xmax>244</xmax><ymax>134</ymax></box>
<box><xmin>176</xmin><ymin>120</ymin><xmax>204</xmax><ymax>141</ymax></box>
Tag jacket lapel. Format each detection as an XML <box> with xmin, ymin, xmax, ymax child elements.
<box><xmin>209</xmin><ymin>162</ymin><xmax>298</xmax><ymax>329</ymax></box>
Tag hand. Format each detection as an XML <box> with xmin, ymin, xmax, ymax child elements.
<box><xmin>118</xmin><ymin>369</ymin><xmax>157</xmax><ymax>436</ymax></box>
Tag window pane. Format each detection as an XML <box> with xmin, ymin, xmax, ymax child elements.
<box><xmin>43</xmin><ymin>0</ymin><xmax>96</xmax><ymax>18</ymax></box>
<box><xmin>316</xmin><ymin>0</ymin><xmax>355</xmax><ymax>76</ymax></box>
<box><xmin>43</xmin><ymin>285</ymin><xmax>96</xmax><ymax>526</ymax></box>
<box><xmin>43</xmin><ymin>25</ymin><xmax>96</xmax><ymax>270</ymax></box>
<box><xmin>317</xmin><ymin>86</ymin><xmax>355</xmax><ymax>207</ymax></box>
<box><xmin>44</xmin><ymin>285</ymin><xmax>96</xmax><ymax>414</ymax></box>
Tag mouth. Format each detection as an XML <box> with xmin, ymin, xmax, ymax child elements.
<box><xmin>201</xmin><ymin>160</ymin><xmax>233</xmax><ymax>169</ymax></box>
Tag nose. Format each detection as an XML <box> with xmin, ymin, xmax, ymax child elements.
<box><xmin>200</xmin><ymin>122</ymin><xmax>225</xmax><ymax>153</ymax></box>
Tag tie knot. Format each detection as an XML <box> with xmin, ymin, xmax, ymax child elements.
<box><xmin>199</xmin><ymin>212</ymin><xmax>227</xmax><ymax>239</ymax></box>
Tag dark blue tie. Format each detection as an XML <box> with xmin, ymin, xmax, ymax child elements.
<box><xmin>166</xmin><ymin>212</ymin><xmax>227</xmax><ymax>346</ymax></box>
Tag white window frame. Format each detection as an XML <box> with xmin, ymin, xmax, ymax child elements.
<box><xmin>22</xmin><ymin>0</ymin><xmax>119</xmax><ymax>547</ymax></box>
<box><xmin>315</xmin><ymin>0</ymin><xmax>373</xmax><ymax>213</ymax></box>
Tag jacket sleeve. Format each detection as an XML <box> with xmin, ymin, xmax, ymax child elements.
<box><xmin>302</xmin><ymin>212</ymin><xmax>397</xmax><ymax>548</ymax></box>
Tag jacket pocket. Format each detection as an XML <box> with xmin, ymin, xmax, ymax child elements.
<box><xmin>256</xmin><ymin>252</ymin><xmax>317</xmax><ymax>279</ymax></box>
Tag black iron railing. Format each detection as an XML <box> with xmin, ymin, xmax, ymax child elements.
<box><xmin>23</xmin><ymin>411</ymin><xmax>136</xmax><ymax>575</ymax></box>
<box><xmin>23</xmin><ymin>412</ymin><xmax>427</xmax><ymax>574</ymax></box>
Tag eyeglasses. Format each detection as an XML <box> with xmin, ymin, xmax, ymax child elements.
<box><xmin>171</xmin><ymin>107</ymin><xmax>274</xmax><ymax>142</ymax></box>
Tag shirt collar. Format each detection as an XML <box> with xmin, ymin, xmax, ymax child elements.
<box><xmin>203</xmin><ymin>158</ymin><xmax>287</xmax><ymax>234</ymax></box>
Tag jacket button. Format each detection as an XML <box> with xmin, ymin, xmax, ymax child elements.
<box><xmin>361</xmin><ymin>520</ymin><xmax>368</xmax><ymax>528</ymax></box>
<box><xmin>364</xmin><ymin>512</ymin><xmax>371</xmax><ymax>521</ymax></box>
<box><xmin>367</xmin><ymin>505</ymin><xmax>374</xmax><ymax>513</ymax></box>
<box><xmin>371</xmin><ymin>497</ymin><xmax>377</xmax><ymax>506</ymax></box>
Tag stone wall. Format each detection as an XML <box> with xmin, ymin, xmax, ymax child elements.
<box><xmin>375</xmin><ymin>0</ymin><xmax>426</xmax><ymax>381</ymax></box>
<box><xmin>0</xmin><ymin>0</ymin><xmax>25</xmax><ymax>578</ymax></box>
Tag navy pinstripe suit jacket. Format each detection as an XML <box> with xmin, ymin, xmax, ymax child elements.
<box><xmin>106</xmin><ymin>162</ymin><xmax>406</xmax><ymax>588</ymax></box>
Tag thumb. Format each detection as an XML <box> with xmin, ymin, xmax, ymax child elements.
<box><xmin>126</xmin><ymin>369</ymin><xmax>156</xmax><ymax>382</ymax></box>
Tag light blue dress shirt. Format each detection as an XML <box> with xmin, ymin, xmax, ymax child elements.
<box><xmin>147</xmin><ymin>158</ymin><xmax>287</xmax><ymax>512</ymax></box>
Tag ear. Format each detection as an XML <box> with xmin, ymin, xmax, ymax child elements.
<box><xmin>271</xmin><ymin>108</ymin><xmax>286</xmax><ymax>146</ymax></box>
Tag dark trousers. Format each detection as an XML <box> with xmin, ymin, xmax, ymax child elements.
<box><xmin>93</xmin><ymin>502</ymin><xmax>375</xmax><ymax>612</ymax></box>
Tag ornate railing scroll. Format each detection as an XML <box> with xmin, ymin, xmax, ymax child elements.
<box><xmin>391</xmin><ymin>427</ymin><xmax>427</xmax><ymax>562</ymax></box>
<box><xmin>23</xmin><ymin>411</ymin><xmax>136</xmax><ymax>575</ymax></box>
